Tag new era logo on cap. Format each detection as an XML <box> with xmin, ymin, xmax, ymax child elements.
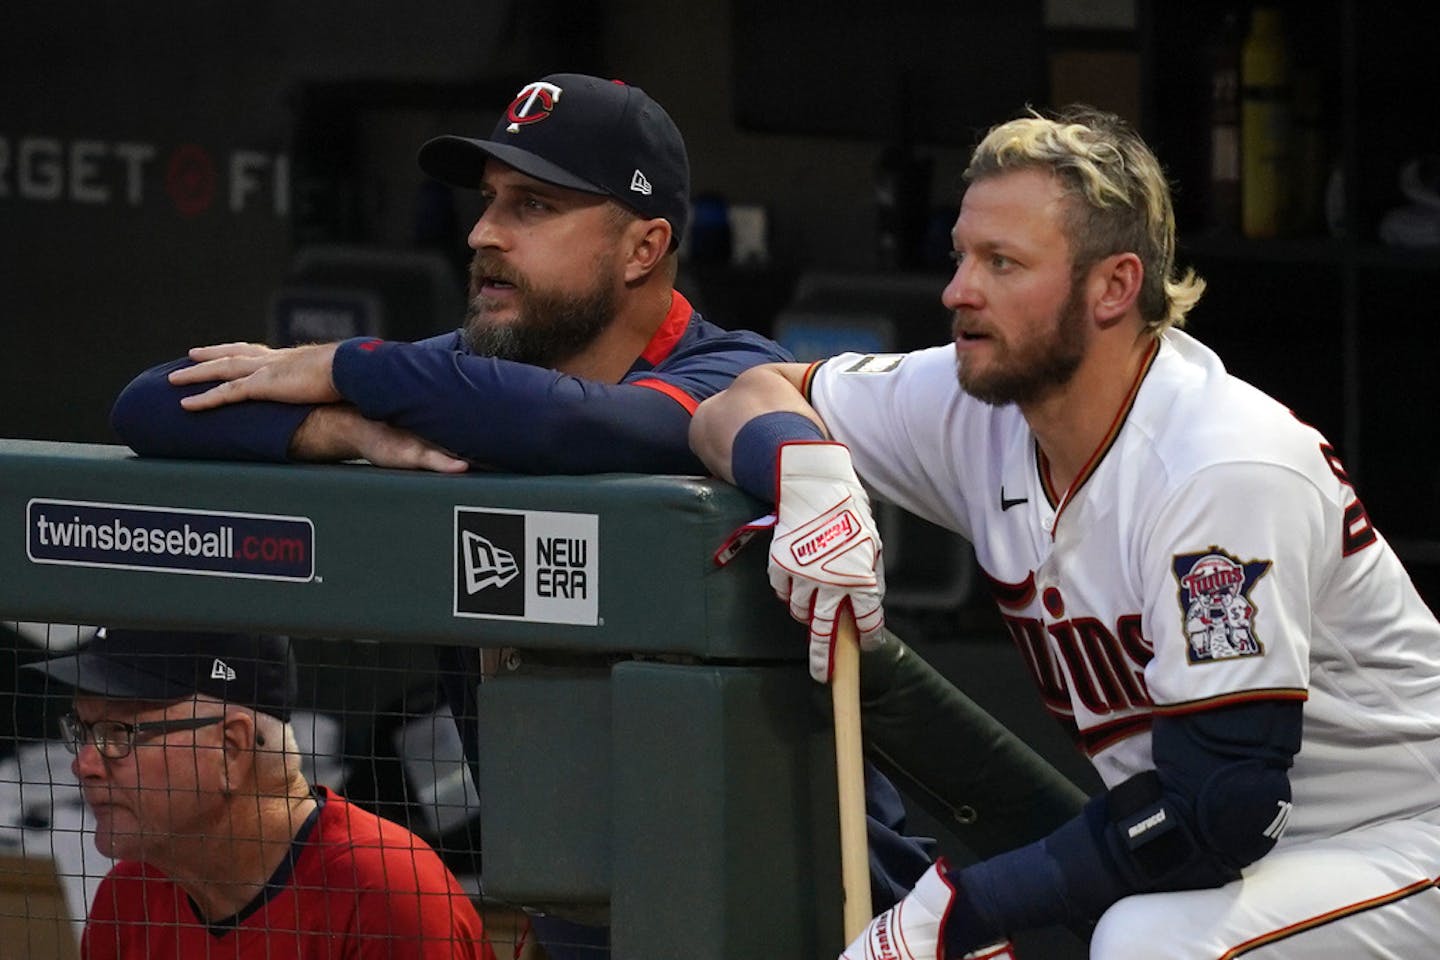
<box><xmin>630</xmin><ymin>169</ymin><xmax>652</xmax><ymax>196</ymax></box>
<box><xmin>22</xmin><ymin>629</ymin><xmax>298</xmax><ymax>722</ymax></box>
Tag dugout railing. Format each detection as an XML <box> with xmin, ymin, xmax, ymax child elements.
<box><xmin>0</xmin><ymin>437</ymin><xmax>847</xmax><ymax>958</ymax></box>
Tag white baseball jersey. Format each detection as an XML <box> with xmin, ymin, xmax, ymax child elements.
<box><xmin>809</xmin><ymin>330</ymin><xmax>1440</xmax><ymax>843</ymax></box>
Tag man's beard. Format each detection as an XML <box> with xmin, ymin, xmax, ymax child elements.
<box><xmin>955</xmin><ymin>283</ymin><xmax>1087</xmax><ymax>406</ymax></box>
<box><xmin>462</xmin><ymin>254</ymin><xmax>618</xmax><ymax>368</ymax></box>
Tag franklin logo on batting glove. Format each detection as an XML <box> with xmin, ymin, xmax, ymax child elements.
<box><xmin>769</xmin><ymin>442</ymin><xmax>886</xmax><ymax>682</ymax></box>
<box><xmin>789</xmin><ymin>507</ymin><xmax>862</xmax><ymax>564</ymax></box>
<box><xmin>840</xmin><ymin>860</ymin><xmax>1019</xmax><ymax>960</ymax></box>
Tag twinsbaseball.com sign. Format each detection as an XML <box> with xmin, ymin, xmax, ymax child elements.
<box><xmin>27</xmin><ymin>499</ymin><xmax>314</xmax><ymax>582</ymax></box>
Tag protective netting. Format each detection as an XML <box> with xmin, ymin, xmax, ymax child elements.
<box><xmin>0</xmin><ymin>621</ymin><xmax>545</xmax><ymax>960</ymax></box>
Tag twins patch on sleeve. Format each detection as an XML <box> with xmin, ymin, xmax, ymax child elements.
<box><xmin>1172</xmin><ymin>546</ymin><xmax>1273</xmax><ymax>665</ymax></box>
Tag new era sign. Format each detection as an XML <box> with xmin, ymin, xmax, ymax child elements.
<box><xmin>453</xmin><ymin>507</ymin><xmax>599</xmax><ymax>625</ymax></box>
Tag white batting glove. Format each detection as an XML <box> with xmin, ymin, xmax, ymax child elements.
<box><xmin>962</xmin><ymin>944</ymin><xmax>1017</xmax><ymax>960</ymax></box>
<box><xmin>769</xmin><ymin>442</ymin><xmax>885</xmax><ymax>682</ymax></box>
<box><xmin>840</xmin><ymin>862</ymin><xmax>1017</xmax><ymax>960</ymax></box>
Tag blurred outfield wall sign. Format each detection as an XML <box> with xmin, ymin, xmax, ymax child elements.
<box><xmin>0</xmin><ymin>133</ymin><xmax>288</xmax><ymax>218</ymax></box>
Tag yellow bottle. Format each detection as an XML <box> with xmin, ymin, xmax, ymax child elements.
<box><xmin>1240</xmin><ymin>6</ymin><xmax>1291</xmax><ymax>238</ymax></box>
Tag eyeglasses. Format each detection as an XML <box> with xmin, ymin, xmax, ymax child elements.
<box><xmin>59</xmin><ymin>713</ymin><xmax>225</xmax><ymax>760</ymax></box>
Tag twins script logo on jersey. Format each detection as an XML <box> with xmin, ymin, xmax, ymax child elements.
<box><xmin>505</xmin><ymin>82</ymin><xmax>563</xmax><ymax>133</ymax></box>
<box><xmin>1173</xmin><ymin>547</ymin><xmax>1272</xmax><ymax>664</ymax></box>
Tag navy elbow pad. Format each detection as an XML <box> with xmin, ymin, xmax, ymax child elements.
<box><xmin>1105</xmin><ymin>771</ymin><xmax>1216</xmax><ymax>889</ymax></box>
<box><xmin>1194</xmin><ymin>757</ymin><xmax>1292</xmax><ymax>869</ymax></box>
<box><xmin>1105</xmin><ymin>762</ymin><xmax>1291</xmax><ymax>892</ymax></box>
<box><xmin>1152</xmin><ymin>700</ymin><xmax>1301</xmax><ymax>876</ymax></box>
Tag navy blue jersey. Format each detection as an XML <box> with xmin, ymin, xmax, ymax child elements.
<box><xmin>111</xmin><ymin>291</ymin><xmax>790</xmax><ymax>475</ymax></box>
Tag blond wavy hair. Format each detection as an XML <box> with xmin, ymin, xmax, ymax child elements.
<box><xmin>963</xmin><ymin>105</ymin><xmax>1205</xmax><ymax>331</ymax></box>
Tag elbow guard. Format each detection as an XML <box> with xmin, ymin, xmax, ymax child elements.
<box><xmin>1051</xmin><ymin>701</ymin><xmax>1300</xmax><ymax>919</ymax></box>
<box><xmin>1193</xmin><ymin>756</ymin><xmax>1293</xmax><ymax>868</ymax></box>
<box><xmin>1107</xmin><ymin>758</ymin><xmax>1291</xmax><ymax>892</ymax></box>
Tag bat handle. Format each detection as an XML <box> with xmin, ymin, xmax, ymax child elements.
<box><xmin>832</xmin><ymin>609</ymin><xmax>872</xmax><ymax>941</ymax></box>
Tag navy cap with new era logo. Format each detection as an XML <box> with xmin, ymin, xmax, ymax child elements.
<box><xmin>24</xmin><ymin>628</ymin><xmax>298</xmax><ymax>722</ymax></box>
<box><xmin>418</xmin><ymin>72</ymin><xmax>691</xmax><ymax>246</ymax></box>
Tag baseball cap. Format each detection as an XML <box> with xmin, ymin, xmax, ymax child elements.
<box><xmin>418</xmin><ymin>72</ymin><xmax>691</xmax><ymax>245</ymax></box>
<box><xmin>23</xmin><ymin>628</ymin><xmax>298</xmax><ymax>722</ymax></box>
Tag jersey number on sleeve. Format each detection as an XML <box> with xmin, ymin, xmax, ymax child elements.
<box><xmin>1319</xmin><ymin>443</ymin><xmax>1378</xmax><ymax>557</ymax></box>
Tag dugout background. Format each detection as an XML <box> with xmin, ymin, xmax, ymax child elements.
<box><xmin>3</xmin><ymin>0</ymin><xmax>1436</xmax><ymax>594</ymax></box>
<box><xmin>1</xmin><ymin>1</ymin><xmax>1437</xmax><ymax>956</ymax></box>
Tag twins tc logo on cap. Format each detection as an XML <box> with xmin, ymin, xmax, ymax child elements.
<box><xmin>1173</xmin><ymin>547</ymin><xmax>1272</xmax><ymax>664</ymax></box>
<box><xmin>501</xmin><ymin>79</ymin><xmax>655</xmax><ymax>197</ymax></box>
<box><xmin>505</xmin><ymin>81</ymin><xmax>563</xmax><ymax>133</ymax></box>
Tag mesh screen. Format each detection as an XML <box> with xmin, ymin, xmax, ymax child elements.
<box><xmin>0</xmin><ymin>621</ymin><xmax>556</xmax><ymax>960</ymax></box>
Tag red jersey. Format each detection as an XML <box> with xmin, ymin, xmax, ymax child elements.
<box><xmin>81</xmin><ymin>786</ymin><xmax>496</xmax><ymax>960</ymax></box>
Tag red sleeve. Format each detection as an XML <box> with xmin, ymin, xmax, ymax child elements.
<box><xmin>328</xmin><ymin>804</ymin><xmax>496</xmax><ymax>960</ymax></box>
<box><xmin>347</xmin><ymin>859</ymin><xmax>494</xmax><ymax>960</ymax></box>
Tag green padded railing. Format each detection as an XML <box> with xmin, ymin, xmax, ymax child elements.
<box><xmin>2</xmin><ymin>438</ymin><xmax>797</xmax><ymax>655</ymax></box>
<box><xmin>1</xmin><ymin>438</ymin><xmax>845</xmax><ymax>959</ymax></box>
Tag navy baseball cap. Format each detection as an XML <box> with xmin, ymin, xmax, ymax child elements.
<box><xmin>418</xmin><ymin>72</ymin><xmax>691</xmax><ymax>246</ymax></box>
<box><xmin>24</xmin><ymin>628</ymin><xmax>298</xmax><ymax>722</ymax></box>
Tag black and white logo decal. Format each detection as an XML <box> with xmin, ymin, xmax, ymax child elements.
<box><xmin>454</xmin><ymin>508</ymin><xmax>598</xmax><ymax>624</ymax></box>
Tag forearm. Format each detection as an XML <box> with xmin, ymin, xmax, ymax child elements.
<box><xmin>111</xmin><ymin>358</ymin><xmax>312</xmax><ymax>461</ymax></box>
<box><xmin>946</xmin><ymin>701</ymin><xmax>1302</xmax><ymax>950</ymax></box>
<box><xmin>333</xmin><ymin>337</ymin><xmax>705</xmax><ymax>473</ymax></box>
<box><xmin>390</xmin><ymin>377</ymin><xmax>702</xmax><ymax>473</ymax></box>
<box><xmin>287</xmin><ymin>404</ymin><xmax>365</xmax><ymax>461</ymax></box>
<box><xmin>289</xmin><ymin>404</ymin><xmax>468</xmax><ymax>472</ymax></box>
<box><xmin>937</xmin><ymin>791</ymin><xmax>1168</xmax><ymax>954</ymax></box>
<box><xmin>688</xmin><ymin>362</ymin><xmax>822</xmax><ymax>483</ymax></box>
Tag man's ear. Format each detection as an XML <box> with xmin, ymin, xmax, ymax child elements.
<box><xmin>623</xmin><ymin>217</ymin><xmax>674</xmax><ymax>283</ymax></box>
<box><xmin>215</xmin><ymin>710</ymin><xmax>258</xmax><ymax>796</ymax></box>
<box><xmin>1090</xmin><ymin>252</ymin><xmax>1144</xmax><ymax>328</ymax></box>
<box><xmin>220</xmin><ymin>710</ymin><xmax>259</xmax><ymax>762</ymax></box>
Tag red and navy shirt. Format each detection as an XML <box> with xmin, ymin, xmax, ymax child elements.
<box><xmin>81</xmin><ymin>786</ymin><xmax>495</xmax><ymax>960</ymax></box>
<box><xmin>111</xmin><ymin>291</ymin><xmax>791</xmax><ymax>474</ymax></box>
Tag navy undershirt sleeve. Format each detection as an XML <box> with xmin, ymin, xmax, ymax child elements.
<box><xmin>331</xmin><ymin>336</ymin><xmax>706</xmax><ymax>474</ymax></box>
<box><xmin>110</xmin><ymin>358</ymin><xmax>314</xmax><ymax>461</ymax></box>
<box><xmin>729</xmin><ymin>411</ymin><xmax>827</xmax><ymax>501</ymax></box>
<box><xmin>111</xmin><ymin>321</ymin><xmax>786</xmax><ymax>473</ymax></box>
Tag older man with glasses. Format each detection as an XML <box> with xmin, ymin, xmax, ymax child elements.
<box><xmin>25</xmin><ymin>627</ymin><xmax>497</xmax><ymax>960</ymax></box>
